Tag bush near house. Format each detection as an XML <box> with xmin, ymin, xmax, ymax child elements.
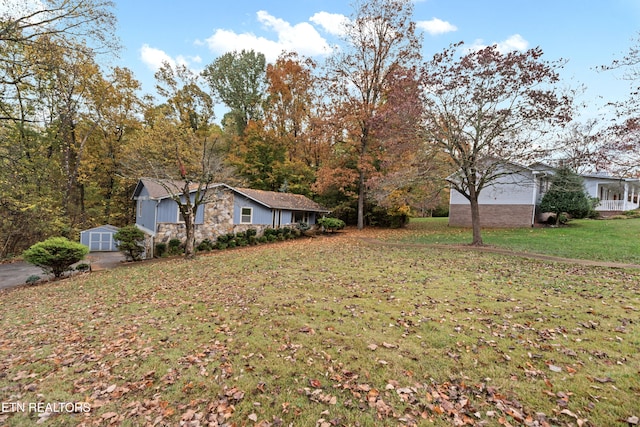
<box><xmin>113</xmin><ymin>225</ymin><xmax>146</xmax><ymax>262</ymax></box>
<box><xmin>22</xmin><ymin>237</ymin><xmax>89</xmax><ymax>278</ymax></box>
<box><xmin>317</xmin><ymin>216</ymin><xmax>346</xmax><ymax>232</ymax></box>
<box><xmin>539</xmin><ymin>167</ymin><xmax>597</xmax><ymax>225</ymax></box>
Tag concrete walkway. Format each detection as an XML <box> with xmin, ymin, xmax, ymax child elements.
<box><xmin>0</xmin><ymin>252</ymin><xmax>125</xmax><ymax>290</ymax></box>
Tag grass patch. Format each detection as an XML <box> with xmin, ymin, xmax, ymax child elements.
<box><xmin>0</xmin><ymin>235</ymin><xmax>639</xmax><ymax>426</ymax></box>
<box><xmin>391</xmin><ymin>217</ymin><xmax>640</xmax><ymax>264</ymax></box>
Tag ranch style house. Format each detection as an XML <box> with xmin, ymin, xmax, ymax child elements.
<box><xmin>133</xmin><ymin>178</ymin><xmax>330</xmax><ymax>256</ymax></box>
<box><xmin>448</xmin><ymin>162</ymin><xmax>640</xmax><ymax>227</ymax></box>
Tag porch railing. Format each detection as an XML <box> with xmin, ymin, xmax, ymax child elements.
<box><xmin>596</xmin><ymin>200</ymin><xmax>640</xmax><ymax>211</ymax></box>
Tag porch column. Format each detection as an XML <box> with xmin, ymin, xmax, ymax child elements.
<box><xmin>623</xmin><ymin>182</ymin><xmax>629</xmax><ymax>211</ymax></box>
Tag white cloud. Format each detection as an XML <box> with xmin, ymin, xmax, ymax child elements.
<box><xmin>205</xmin><ymin>10</ymin><xmax>334</xmax><ymax>62</ymax></box>
<box><xmin>139</xmin><ymin>45</ymin><xmax>202</xmax><ymax>72</ymax></box>
<box><xmin>140</xmin><ymin>44</ymin><xmax>176</xmax><ymax>70</ymax></box>
<box><xmin>309</xmin><ymin>11</ymin><xmax>349</xmax><ymax>36</ymax></box>
<box><xmin>496</xmin><ymin>34</ymin><xmax>529</xmax><ymax>52</ymax></box>
<box><xmin>467</xmin><ymin>34</ymin><xmax>529</xmax><ymax>54</ymax></box>
<box><xmin>417</xmin><ymin>18</ymin><xmax>457</xmax><ymax>35</ymax></box>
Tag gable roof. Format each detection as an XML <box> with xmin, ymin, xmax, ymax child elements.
<box><xmin>133</xmin><ymin>178</ymin><xmax>223</xmax><ymax>200</ymax></box>
<box><xmin>133</xmin><ymin>178</ymin><xmax>329</xmax><ymax>213</ymax></box>
<box><xmin>235</xmin><ymin>187</ymin><xmax>330</xmax><ymax>212</ymax></box>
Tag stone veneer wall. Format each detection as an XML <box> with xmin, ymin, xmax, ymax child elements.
<box><xmin>153</xmin><ymin>188</ymin><xmax>271</xmax><ymax>248</ymax></box>
<box><xmin>449</xmin><ymin>204</ymin><xmax>535</xmax><ymax>227</ymax></box>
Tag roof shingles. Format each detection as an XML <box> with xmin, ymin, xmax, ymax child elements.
<box><xmin>135</xmin><ymin>178</ymin><xmax>328</xmax><ymax>213</ymax></box>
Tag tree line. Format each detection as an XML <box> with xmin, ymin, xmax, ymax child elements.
<box><xmin>1</xmin><ymin>0</ymin><xmax>638</xmax><ymax>257</ymax></box>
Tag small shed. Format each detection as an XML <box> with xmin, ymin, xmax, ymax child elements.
<box><xmin>80</xmin><ymin>225</ymin><xmax>119</xmax><ymax>252</ymax></box>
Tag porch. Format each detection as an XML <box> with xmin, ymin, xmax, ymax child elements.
<box><xmin>594</xmin><ymin>179</ymin><xmax>640</xmax><ymax>212</ymax></box>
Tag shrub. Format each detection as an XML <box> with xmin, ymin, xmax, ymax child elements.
<box><xmin>25</xmin><ymin>275</ymin><xmax>41</xmax><ymax>284</ymax></box>
<box><xmin>317</xmin><ymin>217</ymin><xmax>346</xmax><ymax>233</ymax></box>
<box><xmin>539</xmin><ymin>167</ymin><xmax>595</xmax><ymax>225</ymax></box>
<box><xmin>114</xmin><ymin>225</ymin><xmax>146</xmax><ymax>261</ymax></box>
<box><xmin>168</xmin><ymin>238</ymin><xmax>182</xmax><ymax>255</ymax></box>
<box><xmin>216</xmin><ymin>234</ymin><xmax>230</xmax><ymax>244</ymax></box>
<box><xmin>23</xmin><ymin>237</ymin><xmax>89</xmax><ymax>278</ymax></box>
<box><xmin>246</xmin><ymin>228</ymin><xmax>257</xmax><ymax>238</ymax></box>
<box><xmin>197</xmin><ymin>239</ymin><xmax>214</xmax><ymax>252</ymax></box>
<box><xmin>367</xmin><ymin>205</ymin><xmax>410</xmax><ymax>228</ymax></box>
<box><xmin>75</xmin><ymin>263</ymin><xmax>91</xmax><ymax>272</ymax></box>
<box><xmin>155</xmin><ymin>242</ymin><xmax>167</xmax><ymax>257</ymax></box>
<box><xmin>297</xmin><ymin>222</ymin><xmax>311</xmax><ymax>232</ymax></box>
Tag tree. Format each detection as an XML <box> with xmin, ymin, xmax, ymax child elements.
<box><xmin>0</xmin><ymin>0</ymin><xmax>120</xmax><ymax>255</ymax></box>
<box><xmin>365</xmin><ymin>66</ymin><xmax>452</xmax><ymax>223</ymax></box>
<box><xmin>323</xmin><ymin>0</ymin><xmax>422</xmax><ymax>229</ymax></box>
<box><xmin>77</xmin><ymin>66</ymin><xmax>143</xmax><ymax>226</ymax></box>
<box><xmin>123</xmin><ymin>62</ymin><xmax>228</xmax><ymax>259</ymax></box>
<box><xmin>420</xmin><ymin>42</ymin><xmax>572</xmax><ymax>245</ymax></box>
<box><xmin>202</xmin><ymin>49</ymin><xmax>266</xmax><ymax>136</ymax></box>
<box><xmin>0</xmin><ymin>0</ymin><xmax>118</xmax><ymax>53</ymax></box>
<box><xmin>262</xmin><ymin>52</ymin><xmax>327</xmax><ymax>194</ymax></box>
<box><xmin>23</xmin><ymin>236</ymin><xmax>88</xmax><ymax>278</ymax></box>
<box><xmin>598</xmin><ymin>33</ymin><xmax>640</xmax><ymax>176</ymax></box>
<box><xmin>539</xmin><ymin>167</ymin><xmax>594</xmax><ymax>225</ymax></box>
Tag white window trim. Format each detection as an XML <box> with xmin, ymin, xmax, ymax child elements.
<box><xmin>241</xmin><ymin>207</ymin><xmax>253</xmax><ymax>224</ymax></box>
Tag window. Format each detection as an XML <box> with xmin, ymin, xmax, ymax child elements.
<box><xmin>292</xmin><ymin>211</ymin><xmax>309</xmax><ymax>224</ymax></box>
<box><xmin>241</xmin><ymin>207</ymin><xmax>252</xmax><ymax>224</ymax></box>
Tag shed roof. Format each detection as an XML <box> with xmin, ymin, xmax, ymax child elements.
<box><xmin>80</xmin><ymin>224</ymin><xmax>119</xmax><ymax>233</ymax></box>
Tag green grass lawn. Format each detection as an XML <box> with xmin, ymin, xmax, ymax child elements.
<box><xmin>391</xmin><ymin>217</ymin><xmax>640</xmax><ymax>264</ymax></box>
<box><xmin>1</xmin><ymin>231</ymin><xmax>639</xmax><ymax>426</ymax></box>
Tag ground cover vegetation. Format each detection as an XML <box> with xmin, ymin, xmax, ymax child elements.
<box><xmin>1</xmin><ymin>228</ymin><xmax>638</xmax><ymax>426</ymax></box>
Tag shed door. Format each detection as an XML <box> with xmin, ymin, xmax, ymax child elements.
<box><xmin>89</xmin><ymin>232</ymin><xmax>115</xmax><ymax>251</ymax></box>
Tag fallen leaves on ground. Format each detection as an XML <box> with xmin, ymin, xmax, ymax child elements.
<box><xmin>1</xmin><ymin>229</ymin><xmax>638</xmax><ymax>426</ymax></box>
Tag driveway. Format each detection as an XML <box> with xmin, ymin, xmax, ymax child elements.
<box><xmin>0</xmin><ymin>251</ymin><xmax>125</xmax><ymax>290</ymax></box>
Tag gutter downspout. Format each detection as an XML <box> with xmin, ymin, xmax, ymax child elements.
<box><xmin>531</xmin><ymin>171</ymin><xmax>540</xmax><ymax>227</ymax></box>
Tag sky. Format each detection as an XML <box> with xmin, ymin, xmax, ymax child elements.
<box><xmin>111</xmin><ymin>0</ymin><xmax>640</xmax><ymax>119</ymax></box>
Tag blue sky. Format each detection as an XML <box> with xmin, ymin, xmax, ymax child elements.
<box><xmin>113</xmin><ymin>0</ymin><xmax>640</xmax><ymax>118</ymax></box>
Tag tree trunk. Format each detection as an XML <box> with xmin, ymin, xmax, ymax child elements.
<box><xmin>184</xmin><ymin>213</ymin><xmax>196</xmax><ymax>259</ymax></box>
<box><xmin>357</xmin><ymin>169</ymin><xmax>365</xmax><ymax>230</ymax></box>
<box><xmin>469</xmin><ymin>196</ymin><xmax>483</xmax><ymax>246</ymax></box>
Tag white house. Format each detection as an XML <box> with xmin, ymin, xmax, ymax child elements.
<box><xmin>448</xmin><ymin>163</ymin><xmax>640</xmax><ymax>227</ymax></box>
